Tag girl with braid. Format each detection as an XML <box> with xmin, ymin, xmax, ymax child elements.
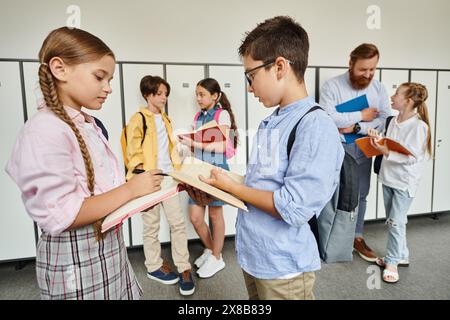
<box><xmin>368</xmin><ymin>82</ymin><xmax>432</xmax><ymax>284</ymax></box>
<box><xmin>5</xmin><ymin>27</ymin><xmax>163</xmax><ymax>299</ymax></box>
<box><xmin>178</xmin><ymin>78</ymin><xmax>238</xmax><ymax>278</ymax></box>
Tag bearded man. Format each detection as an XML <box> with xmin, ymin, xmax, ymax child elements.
<box><xmin>320</xmin><ymin>43</ymin><xmax>392</xmax><ymax>262</ymax></box>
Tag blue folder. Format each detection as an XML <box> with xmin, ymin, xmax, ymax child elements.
<box><xmin>336</xmin><ymin>95</ymin><xmax>369</xmax><ymax>144</ymax></box>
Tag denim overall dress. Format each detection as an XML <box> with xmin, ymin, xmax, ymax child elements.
<box><xmin>188</xmin><ymin>104</ymin><xmax>230</xmax><ymax>206</ymax></box>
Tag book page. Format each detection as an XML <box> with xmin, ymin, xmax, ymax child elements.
<box><xmin>101</xmin><ymin>177</ymin><xmax>179</xmax><ymax>233</ymax></box>
<box><xmin>169</xmin><ymin>156</ymin><xmax>247</xmax><ymax>211</ymax></box>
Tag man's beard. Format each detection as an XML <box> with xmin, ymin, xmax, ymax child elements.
<box><xmin>349</xmin><ymin>68</ymin><xmax>373</xmax><ymax>90</ymax></box>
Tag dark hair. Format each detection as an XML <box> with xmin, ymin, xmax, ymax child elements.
<box><xmin>197</xmin><ymin>78</ymin><xmax>238</xmax><ymax>149</ymax></box>
<box><xmin>140</xmin><ymin>75</ymin><xmax>170</xmax><ymax>100</ymax></box>
<box><xmin>38</xmin><ymin>26</ymin><xmax>115</xmax><ymax>240</ymax></box>
<box><xmin>238</xmin><ymin>16</ymin><xmax>309</xmax><ymax>83</ymax></box>
<box><xmin>350</xmin><ymin>43</ymin><xmax>379</xmax><ymax>64</ymax></box>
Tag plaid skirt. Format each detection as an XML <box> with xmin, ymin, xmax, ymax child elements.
<box><xmin>36</xmin><ymin>224</ymin><xmax>142</xmax><ymax>300</ymax></box>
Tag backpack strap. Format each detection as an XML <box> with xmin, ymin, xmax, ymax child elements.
<box><xmin>384</xmin><ymin>116</ymin><xmax>394</xmax><ymax>136</ymax></box>
<box><xmin>287</xmin><ymin>106</ymin><xmax>323</xmax><ymax>158</ymax></box>
<box><xmin>285</xmin><ymin>105</ymin><xmax>323</xmax><ymax>248</ymax></box>
<box><xmin>138</xmin><ymin>112</ymin><xmax>147</xmax><ymax>146</ymax></box>
<box><xmin>194</xmin><ymin>111</ymin><xmax>201</xmax><ymax>122</ymax></box>
<box><xmin>213</xmin><ymin>107</ymin><xmax>223</xmax><ymax>122</ymax></box>
<box><xmin>93</xmin><ymin>116</ymin><xmax>109</xmax><ymax>140</ymax></box>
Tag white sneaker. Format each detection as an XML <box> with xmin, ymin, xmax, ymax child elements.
<box><xmin>197</xmin><ymin>254</ymin><xmax>225</xmax><ymax>278</ymax></box>
<box><xmin>194</xmin><ymin>248</ymin><xmax>212</xmax><ymax>268</ymax></box>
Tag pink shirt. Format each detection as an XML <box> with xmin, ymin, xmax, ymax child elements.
<box><xmin>5</xmin><ymin>106</ymin><xmax>125</xmax><ymax>235</ymax></box>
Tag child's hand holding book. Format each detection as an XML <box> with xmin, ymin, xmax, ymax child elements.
<box><xmin>199</xmin><ymin>167</ymin><xmax>240</xmax><ymax>195</ymax></box>
<box><xmin>368</xmin><ymin>128</ymin><xmax>390</xmax><ymax>156</ymax></box>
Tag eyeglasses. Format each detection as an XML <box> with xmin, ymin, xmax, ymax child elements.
<box><xmin>244</xmin><ymin>59</ymin><xmax>294</xmax><ymax>86</ymax></box>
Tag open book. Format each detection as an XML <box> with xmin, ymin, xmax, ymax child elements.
<box><xmin>177</xmin><ymin>120</ymin><xmax>227</xmax><ymax>143</ymax></box>
<box><xmin>170</xmin><ymin>156</ymin><xmax>247</xmax><ymax>211</ymax></box>
<box><xmin>355</xmin><ymin>136</ymin><xmax>413</xmax><ymax>158</ymax></box>
<box><xmin>101</xmin><ymin>157</ymin><xmax>247</xmax><ymax>233</ymax></box>
<box><xmin>101</xmin><ymin>177</ymin><xmax>181</xmax><ymax>233</ymax></box>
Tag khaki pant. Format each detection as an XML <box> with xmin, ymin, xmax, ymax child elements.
<box><xmin>243</xmin><ymin>269</ymin><xmax>316</xmax><ymax>300</ymax></box>
<box><xmin>142</xmin><ymin>195</ymin><xmax>191</xmax><ymax>273</ymax></box>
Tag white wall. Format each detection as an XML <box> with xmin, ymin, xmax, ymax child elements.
<box><xmin>0</xmin><ymin>0</ymin><xmax>449</xmax><ymax>69</ymax></box>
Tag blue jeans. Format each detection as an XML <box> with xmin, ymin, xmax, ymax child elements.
<box><xmin>343</xmin><ymin>143</ymin><xmax>372</xmax><ymax>237</ymax></box>
<box><xmin>382</xmin><ymin>185</ymin><xmax>413</xmax><ymax>266</ymax></box>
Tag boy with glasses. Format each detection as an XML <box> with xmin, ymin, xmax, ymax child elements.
<box><xmin>199</xmin><ymin>16</ymin><xmax>344</xmax><ymax>300</ymax></box>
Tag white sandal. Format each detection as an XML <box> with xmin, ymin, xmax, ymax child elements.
<box><xmin>382</xmin><ymin>268</ymin><xmax>399</xmax><ymax>283</ymax></box>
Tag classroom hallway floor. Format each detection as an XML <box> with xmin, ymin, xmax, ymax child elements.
<box><xmin>1</xmin><ymin>212</ymin><xmax>449</xmax><ymax>300</ymax></box>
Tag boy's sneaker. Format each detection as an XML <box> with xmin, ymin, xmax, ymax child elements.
<box><xmin>179</xmin><ymin>269</ymin><xmax>195</xmax><ymax>296</ymax></box>
<box><xmin>197</xmin><ymin>254</ymin><xmax>225</xmax><ymax>278</ymax></box>
<box><xmin>194</xmin><ymin>248</ymin><xmax>212</xmax><ymax>268</ymax></box>
<box><xmin>147</xmin><ymin>260</ymin><xmax>179</xmax><ymax>285</ymax></box>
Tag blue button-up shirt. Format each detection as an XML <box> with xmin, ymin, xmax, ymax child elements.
<box><xmin>236</xmin><ymin>96</ymin><xmax>344</xmax><ymax>279</ymax></box>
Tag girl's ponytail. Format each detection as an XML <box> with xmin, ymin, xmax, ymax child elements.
<box><xmin>218</xmin><ymin>91</ymin><xmax>238</xmax><ymax>149</ymax></box>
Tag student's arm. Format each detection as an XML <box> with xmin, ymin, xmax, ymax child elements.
<box><xmin>6</xmin><ymin>124</ymin><xmax>163</xmax><ymax>236</ymax></box>
<box><xmin>200</xmin><ymin>171</ymin><xmax>281</xmax><ymax>218</ymax></box>
<box><xmin>320</xmin><ymin>81</ymin><xmax>362</xmax><ymax>128</ymax></box>
<box><xmin>126</xmin><ymin>113</ymin><xmax>146</xmax><ymax>175</ymax></box>
<box><xmin>372</xmin><ymin>123</ymin><xmax>428</xmax><ymax>165</ymax></box>
<box><xmin>178</xmin><ymin>127</ymin><xmax>228</xmax><ymax>153</ymax></box>
<box><xmin>358</xmin><ymin>84</ymin><xmax>392</xmax><ymax>134</ymax></box>
<box><xmin>67</xmin><ymin>170</ymin><xmax>163</xmax><ymax>230</ymax></box>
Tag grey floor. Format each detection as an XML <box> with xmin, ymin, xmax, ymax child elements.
<box><xmin>1</xmin><ymin>212</ymin><xmax>449</xmax><ymax>300</ymax></box>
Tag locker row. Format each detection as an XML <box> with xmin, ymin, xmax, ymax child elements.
<box><xmin>1</xmin><ymin>60</ymin><xmax>450</xmax><ymax>262</ymax></box>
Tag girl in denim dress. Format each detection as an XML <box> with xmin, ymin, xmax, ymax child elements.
<box><xmin>179</xmin><ymin>78</ymin><xmax>238</xmax><ymax>278</ymax></box>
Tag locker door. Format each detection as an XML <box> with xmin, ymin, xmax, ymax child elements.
<box><xmin>363</xmin><ymin>70</ymin><xmax>382</xmax><ymax>222</ymax></box>
<box><xmin>208</xmin><ymin>65</ymin><xmax>247</xmax><ymax>236</ymax></box>
<box><xmin>377</xmin><ymin>70</ymin><xmax>409</xmax><ymax>219</ymax></box>
<box><xmin>0</xmin><ymin>62</ymin><xmax>37</xmax><ymax>261</ymax></box>
<box><xmin>246</xmin><ymin>93</ymin><xmax>273</xmax><ymax>156</ymax></box>
<box><xmin>319</xmin><ymin>68</ymin><xmax>346</xmax><ymax>90</ymax></box>
<box><xmin>166</xmin><ymin>65</ymin><xmax>206</xmax><ymax>240</ymax></box>
<box><xmin>304</xmin><ymin>67</ymin><xmax>316</xmax><ymax>102</ymax></box>
<box><xmin>23</xmin><ymin>62</ymin><xmax>40</xmax><ymax>119</ymax></box>
<box><xmin>409</xmin><ymin>71</ymin><xmax>437</xmax><ymax>216</ymax></box>
<box><xmin>433</xmin><ymin>71</ymin><xmax>450</xmax><ymax>213</ymax></box>
<box><xmin>122</xmin><ymin>64</ymin><xmax>164</xmax><ymax>123</ymax></box>
<box><xmin>121</xmin><ymin>64</ymin><xmax>164</xmax><ymax>246</ymax></box>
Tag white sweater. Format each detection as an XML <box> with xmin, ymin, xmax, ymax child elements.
<box><xmin>379</xmin><ymin>114</ymin><xmax>429</xmax><ymax>197</ymax></box>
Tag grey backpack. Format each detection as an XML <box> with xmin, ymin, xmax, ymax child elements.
<box><xmin>287</xmin><ymin>106</ymin><xmax>359</xmax><ymax>263</ymax></box>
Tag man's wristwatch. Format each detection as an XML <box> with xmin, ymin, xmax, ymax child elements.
<box><xmin>353</xmin><ymin>123</ymin><xmax>361</xmax><ymax>134</ymax></box>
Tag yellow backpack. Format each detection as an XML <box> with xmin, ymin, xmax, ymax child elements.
<box><xmin>121</xmin><ymin>112</ymin><xmax>147</xmax><ymax>172</ymax></box>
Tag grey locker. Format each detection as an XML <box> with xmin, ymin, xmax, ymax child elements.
<box><xmin>0</xmin><ymin>62</ymin><xmax>37</xmax><ymax>261</ymax></box>
<box><xmin>433</xmin><ymin>71</ymin><xmax>450</xmax><ymax>213</ymax></box>
<box><xmin>121</xmin><ymin>63</ymin><xmax>164</xmax><ymax>247</ymax></box>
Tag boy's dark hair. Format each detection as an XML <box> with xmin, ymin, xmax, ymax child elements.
<box><xmin>238</xmin><ymin>16</ymin><xmax>309</xmax><ymax>83</ymax></box>
<box><xmin>350</xmin><ymin>43</ymin><xmax>379</xmax><ymax>64</ymax></box>
<box><xmin>140</xmin><ymin>75</ymin><xmax>171</xmax><ymax>99</ymax></box>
